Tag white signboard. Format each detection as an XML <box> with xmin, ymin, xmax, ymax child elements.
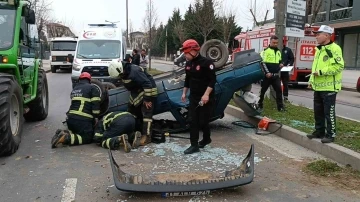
<box><xmin>285</xmin><ymin>0</ymin><xmax>307</xmax><ymax>38</ymax></box>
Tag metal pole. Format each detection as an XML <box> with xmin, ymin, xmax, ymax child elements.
<box><xmin>126</xmin><ymin>0</ymin><xmax>129</xmax><ymax>48</ymax></box>
<box><xmin>148</xmin><ymin>0</ymin><xmax>152</xmax><ymax>70</ymax></box>
<box><xmin>275</xmin><ymin>0</ymin><xmax>286</xmax><ymax>50</ymax></box>
<box><xmin>253</xmin><ymin>0</ymin><xmax>257</xmax><ymax>28</ymax></box>
<box><xmin>165</xmin><ymin>27</ymin><xmax>168</xmax><ymax>61</ymax></box>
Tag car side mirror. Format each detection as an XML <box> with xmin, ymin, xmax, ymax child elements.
<box><xmin>25</xmin><ymin>9</ymin><xmax>35</xmax><ymax>24</ymax></box>
<box><xmin>67</xmin><ymin>54</ymin><xmax>74</xmax><ymax>63</ymax></box>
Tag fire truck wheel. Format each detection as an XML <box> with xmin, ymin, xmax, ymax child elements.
<box><xmin>200</xmin><ymin>39</ymin><xmax>229</xmax><ymax>68</ymax></box>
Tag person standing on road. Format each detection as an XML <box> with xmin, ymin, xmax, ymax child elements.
<box><xmin>258</xmin><ymin>35</ymin><xmax>285</xmax><ymax>112</ymax></box>
<box><xmin>307</xmin><ymin>25</ymin><xmax>344</xmax><ymax>143</ymax></box>
<box><xmin>108</xmin><ymin>61</ymin><xmax>158</xmax><ymax>146</ymax></box>
<box><xmin>93</xmin><ymin>111</ymin><xmax>141</xmax><ymax>152</ymax></box>
<box><xmin>281</xmin><ymin>43</ymin><xmax>295</xmax><ymax>101</ymax></box>
<box><xmin>181</xmin><ymin>39</ymin><xmax>216</xmax><ymax>155</ymax></box>
<box><xmin>140</xmin><ymin>49</ymin><xmax>149</xmax><ymax>71</ymax></box>
<box><xmin>132</xmin><ymin>49</ymin><xmax>140</xmax><ymax>66</ymax></box>
<box><xmin>51</xmin><ymin>72</ymin><xmax>101</xmax><ymax>148</ymax></box>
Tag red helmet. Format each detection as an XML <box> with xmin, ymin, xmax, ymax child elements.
<box><xmin>181</xmin><ymin>39</ymin><xmax>200</xmax><ymax>53</ymax></box>
<box><xmin>79</xmin><ymin>72</ymin><xmax>91</xmax><ymax>80</ymax></box>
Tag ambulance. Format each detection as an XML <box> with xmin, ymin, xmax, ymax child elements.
<box><xmin>70</xmin><ymin>23</ymin><xmax>127</xmax><ymax>87</ymax></box>
<box><xmin>233</xmin><ymin>24</ymin><xmax>335</xmax><ymax>86</ymax></box>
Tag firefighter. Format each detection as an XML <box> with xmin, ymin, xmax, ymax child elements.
<box><xmin>51</xmin><ymin>72</ymin><xmax>101</xmax><ymax>148</ymax></box>
<box><xmin>108</xmin><ymin>61</ymin><xmax>157</xmax><ymax>146</ymax></box>
<box><xmin>307</xmin><ymin>25</ymin><xmax>344</xmax><ymax>143</ymax></box>
<box><xmin>281</xmin><ymin>42</ymin><xmax>295</xmax><ymax>101</ymax></box>
<box><xmin>180</xmin><ymin>39</ymin><xmax>216</xmax><ymax>155</ymax></box>
<box><xmin>258</xmin><ymin>35</ymin><xmax>285</xmax><ymax>112</ymax></box>
<box><xmin>93</xmin><ymin>111</ymin><xmax>142</xmax><ymax>152</ymax></box>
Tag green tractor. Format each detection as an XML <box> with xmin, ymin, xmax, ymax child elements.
<box><xmin>0</xmin><ymin>0</ymin><xmax>49</xmax><ymax>156</ymax></box>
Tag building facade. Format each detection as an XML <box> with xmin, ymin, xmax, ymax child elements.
<box><xmin>307</xmin><ymin>0</ymin><xmax>359</xmax><ymax>69</ymax></box>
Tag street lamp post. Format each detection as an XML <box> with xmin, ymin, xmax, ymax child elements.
<box><xmin>126</xmin><ymin>0</ymin><xmax>129</xmax><ymax>48</ymax></box>
<box><xmin>148</xmin><ymin>0</ymin><xmax>152</xmax><ymax>70</ymax></box>
<box><xmin>165</xmin><ymin>27</ymin><xmax>168</xmax><ymax>61</ymax></box>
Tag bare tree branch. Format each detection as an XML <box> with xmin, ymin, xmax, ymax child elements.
<box><xmin>239</xmin><ymin>0</ymin><xmax>271</xmax><ymax>27</ymax></box>
<box><xmin>142</xmin><ymin>0</ymin><xmax>158</xmax><ymax>45</ymax></box>
<box><xmin>309</xmin><ymin>0</ymin><xmax>323</xmax><ymax>24</ymax></box>
<box><xmin>219</xmin><ymin>3</ymin><xmax>236</xmax><ymax>44</ymax></box>
<box><xmin>29</xmin><ymin>0</ymin><xmax>53</xmax><ymax>40</ymax></box>
<box><xmin>172</xmin><ymin>9</ymin><xmax>186</xmax><ymax>44</ymax></box>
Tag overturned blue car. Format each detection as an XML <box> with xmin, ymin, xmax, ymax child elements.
<box><xmin>92</xmin><ymin>40</ymin><xmax>266</xmax><ymax>193</ymax></box>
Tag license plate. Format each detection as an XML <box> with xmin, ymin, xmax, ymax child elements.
<box><xmin>162</xmin><ymin>190</ymin><xmax>210</xmax><ymax>197</ymax></box>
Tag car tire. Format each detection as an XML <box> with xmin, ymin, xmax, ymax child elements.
<box><xmin>51</xmin><ymin>65</ymin><xmax>56</xmax><ymax>73</ymax></box>
<box><xmin>200</xmin><ymin>39</ymin><xmax>229</xmax><ymax>68</ymax></box>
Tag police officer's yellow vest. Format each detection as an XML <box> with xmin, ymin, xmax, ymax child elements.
<box><xmin>260</xmin><ymin>47</ymin><xmax>282</xmax><ymax>63</ymax></box>
<box><xmin>309</xmin><ymin>42</ymin><xmax>344</xmax><ymax>92</ymax></box>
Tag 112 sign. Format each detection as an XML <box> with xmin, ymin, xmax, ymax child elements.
<box><xmin>300</xmin><ymin>45</ymin><xmax>315</xmax><ymax>61</ymax></box>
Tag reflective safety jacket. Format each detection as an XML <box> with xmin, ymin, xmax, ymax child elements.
<box><xmin>94</xmin><ymin>111</ymin><xmax>135</xmax><ymax>137</ymax></box>
<box><xmin>309</xmin><ymin>42</ymin><xmax>344</xmax><ymax>92</ymax></box>
<box><xmin>260</xmin><ymin>46</ymin><xmax>282</xmax><ymax>73</ymax></box>
<box><xmin>67</xmin><ymin>79</ymin><xmax>101</xmax><ymax>120</ymax></box>
<box><xmin>120</xmin><ymin>62</ymin><xmax>157</xmax><ymax>107</ymax></box>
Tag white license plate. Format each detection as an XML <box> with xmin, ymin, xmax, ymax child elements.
<box><xmin>162</xmin><ymin>190</ymin><xmax>210</xmax><ymax>197</ymax></box>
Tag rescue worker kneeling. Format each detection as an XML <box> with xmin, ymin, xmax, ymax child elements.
<box><xmin>93</xmin><ymin>111</ymin><xmax>142</xmax><ymax>152</ymax></box>
<box><xmin>108</xmin><ymin>60</ymin><xmax>157</xmax><ymax>146</ymax></box>
<box><xmin>51</xmin><ymin>72</ymin><xmax>100</xmax><ymax>148</ymax></box>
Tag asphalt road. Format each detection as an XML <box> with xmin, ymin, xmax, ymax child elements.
<box><xmin>0</xmin><ymin>70</ymin><xmax>359</xmax><ymax>202</ymax></box>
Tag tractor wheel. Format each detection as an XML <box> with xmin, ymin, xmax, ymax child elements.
<box><xmin>24</xmin><ymin>69</ymin><xmax>49</xmax><ymax>121</ymax></box>
<box><xmin>200</xmin><ymin>39</ymin><xmax>229</xmax><ymax>68</ymax></box>
<box><xmin>51</xmin><ymin>65</ymin><xmax>56</xmax><ymax>73</ymax></box>
<box><xmin>0</xmin><ymin>76</ymin><xmax>24</xmax><ymax>156</ymax></box>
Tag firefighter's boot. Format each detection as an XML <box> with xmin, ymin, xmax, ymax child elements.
<box><xmin>119</xmin><ymin>134</ymin><xmax>132</xmax><ymax>153</ymax></box>
<box><xmin>51</xmin><ymin>129</ymin><xmax>70</xmax><ymax>148</ymax></box>
<box><xmin>129</xmin><ymin>131</ymin><xmax>142</xmax><ymax>149</ymax></box>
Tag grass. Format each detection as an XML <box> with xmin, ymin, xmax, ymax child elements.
<box><xmin>229</xmin><ymin>97</ymin><xmax>360</xmax><ymax>153</ymax></box>
<box><xmin>147</xmin><ymin>68</ymin><xmax>164</xmax><ymax>76</ymax></box>
<box><xmin>305</xmin><ymin>159</ymin><xmax>360</xmax><ymax>178</ymax></box>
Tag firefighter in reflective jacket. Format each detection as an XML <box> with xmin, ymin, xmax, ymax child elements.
<box><xmin>108</xmin><ymin>61</ymin><xmax>157</xmax><ymax>146</ymax></box>
<box><xmin>259</xmin><ymin>35</ymin><xmax>285</xmax><ymax>112</ymax></box>
<box><xmin>51</xmin><ymin>72</ymin><xmax>101</xmax><ymax>148</ymax></box>
<box><xmin>181</xmin><ymin>39</ymin><xmax>216</xmax><ymax>155</ymax></box>
<box><xmin>307</xmin><ymin>25</ymin><xmax>344</xmax><ymax>143</ymax></box>
<box><xmin>93</xmin><ymin>111</ymin><xmax>142</xmax><ymax>152</ymax></box>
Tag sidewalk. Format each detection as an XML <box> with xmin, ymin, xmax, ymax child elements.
<box><xmin>151</xmin><ymin>59</ymin><xmax>173</xmax><ymax>65</ymax></box>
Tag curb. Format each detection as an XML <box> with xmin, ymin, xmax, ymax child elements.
<box><xmin>224</xmin><ymin>105</ymin><xmax>360</xmax><ymax>171</ymax></box>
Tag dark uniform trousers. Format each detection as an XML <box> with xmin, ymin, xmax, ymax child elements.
<box><xmin>189</xmin><ymin>95</ymin><xmax>214</xmax><ymax>146</ymax></box>
<box><xmin>258</xmin><ymin>74</ymin><xmax>284</xmax><ymax>109</ymax></box>
<box><xmin>93</xmin><ymin>113</ymin><xmax>136</xmax><ymax>149</ymax></box>
<box><xmin>128</xmin><ymin>98</ymin><xmax>155</xmax><ymax>137</ymax></box>
<box><xmin>314</xmin><ymin>91</ymin><xmax>337</xmax><ymax>138</ymax></box>
<box><xmin>66</xmin><ymin>117</ymin><xmax>94</xmax><ymax>145</ymax></box>
<box><xmin>280</xmin><ymin>72</ymin><xmax>289</xmax><ymax>97</ymax></box>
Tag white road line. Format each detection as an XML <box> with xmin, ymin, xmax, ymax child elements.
<box><xmin>61</xmin><ymin>178</ymin><xmax>77</xmax><ymax>202</ymax></box>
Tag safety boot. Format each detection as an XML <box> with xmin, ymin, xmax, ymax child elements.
<box><xmin>129</xmin><ymin>131</ymin><xmax>142</xmax><ymax>149</ymax></box>
<box><xmin>140</xmin><ymin>135</ymin><xmax>151</xmax><ymax>146</ymax></box>
<box><xmin>184</xmin><ymin>145</ymin><xmax>200</xmax><ymax>155</ymax></box>
<box><xmin>117</xmin><ymin>134</ymin><xmax>132</xmax><ymax>153</ymax></box>
<box><xmin>198</xmin><ymin>138</ymin><xmax>212</xmax><ymax>148</ymax></box>
<box><xmin>51</xmin><ymin>129</ymin><xmax>70</xmax><ymax>148</ymax></box>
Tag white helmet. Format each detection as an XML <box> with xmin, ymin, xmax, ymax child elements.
<box><xmin>108</xmin><ymin>61</ymin><xmax>123</xmax><ymax>78</ymax></box>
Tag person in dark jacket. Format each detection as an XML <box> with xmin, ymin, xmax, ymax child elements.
<box><xmin>180</xmin><ymin>39</ymin><xmax>216</xmax><ymax>154</ymax></box>
<box><xmin>258</xmin><ymin>35</ymin><xmax>285</xmax><ymax>112</ymax></box>
<box><xmin>51</xmin><ymin>72</ymin><xmax>101</xmax><ymax>148</ymax></box>
<box><xmin>281</xmin><ymin>44</ymin><xmax>295</xmax><ymax>101</ymax></box>
<box><xmin>108</xmin><ymin>61</ymin><xmax>157</xmax><ymax>146</ymax></box>
<box><xmin>93</xmin><ymin>111</ymin><xmax>141</xmax><ymax>152</ymax></box>
<box><xmin>132</xmin><ymin>49</ymin><xmax>140</xmax><ymax>66</ymax></box>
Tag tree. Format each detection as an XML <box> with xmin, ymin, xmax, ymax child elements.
<box><xmin>187</xmin><ymin>0</ymin><xmax>220</xmax><ymax>43</ymax></box>
<box><xmin>171</xmin><ymin>9</ymin><xmax>186</xmax><ymax>44</ymax></box>
<box><xmin>142</xmin><ymin>0</ymin><xmax>158</xmax><ymax>69</ymax></box>
<box><xmin>219</xmin><ymin>4</ymin><xmax>236</xmax><ymax>46</ymax></box>
<box><xmin>241</xmin><ymin>0</ymin><xmax>271</xmax><ymax>27</ymax></box>
<box><xmin>29</xmin><ymin>0</ymin><xmax>52</xmax><ymax>40</ymax></box>
<box><xmin>308</xmin><ymin>0</ymin><xmax>324</xmax><ymax>24</ymax></box>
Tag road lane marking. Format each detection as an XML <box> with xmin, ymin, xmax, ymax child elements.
<box><xmin>61</xmin><ymin>178</ymin><xmax>77</xmax><ymax>202</ymax></box>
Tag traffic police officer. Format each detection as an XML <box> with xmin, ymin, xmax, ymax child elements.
<box><xmin>307</xmin><ymin>25</ymin><xmax>344</xmax><ymax>143</ymax></box>
<box><xmin>93</xmin><ymin>111</ymin><xmax>142</xmax><ymax>152</ymax></box>
<box><xmin>258</xmin><ymin>35</ymin><xmax>285</xmax><ymax>112</ymax></box>
<box><xmin>181</xmin><ymin>39</ymin><xmax>216</xmax><ymax>155</ymax></box>
<box><xmin>51</xmin><ymin>72</ymin><xmax>101</xmax><ymax>148</ymax></box>
<box><xmin>108</xmin><ymin>61</ymin><xmax>157</xmax><ymax>146</ymax></box>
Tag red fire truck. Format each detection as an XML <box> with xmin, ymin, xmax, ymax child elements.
<box><xmin>232</xmin><ymin>25</ymin><xmax>336</xmax><ymax>86</ymax></box>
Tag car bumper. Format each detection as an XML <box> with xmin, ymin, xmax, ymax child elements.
<box><xmin>109</xmin><ymin>144</ymin><xmax>255</xmax><ymax>192</ymax></box>
<box><xmin>51</xmin><ymin>62</ymin><xmax>72</xmax><ymax>66</ymax></box>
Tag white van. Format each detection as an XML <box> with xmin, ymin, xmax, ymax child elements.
<box><xmin>71</xmin><ymin>23</ymin><xmax>127</xmax><ymax>87</ymax></box>
<box><xmin>49</xmin><ymin>37</ymin><xmax>77</xmax><ymax>73</ymax></box>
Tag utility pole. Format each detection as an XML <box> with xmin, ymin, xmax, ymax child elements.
<box><xmin>148</xmin><ymin>0</ymin><xmax>152</xmax><ymax>70</ymax></box>
<box><xmin>253</xmin><ymin>0</ymin><xmax>257</xmax><ymax>28</ymax></box>
<box><xmin>165</xmin><ymin>27</ymin><xmax>168</xmax><ymax>61</ymax></box>
<box><xmin>275</xmin><ymin>0</ymin><xmax>286</xmax><ymax>50</ymax></box>
<box><xmin>126</xmin><ymin>0</ymin><xmax>129</xmax><ymax>48</ymax></box>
